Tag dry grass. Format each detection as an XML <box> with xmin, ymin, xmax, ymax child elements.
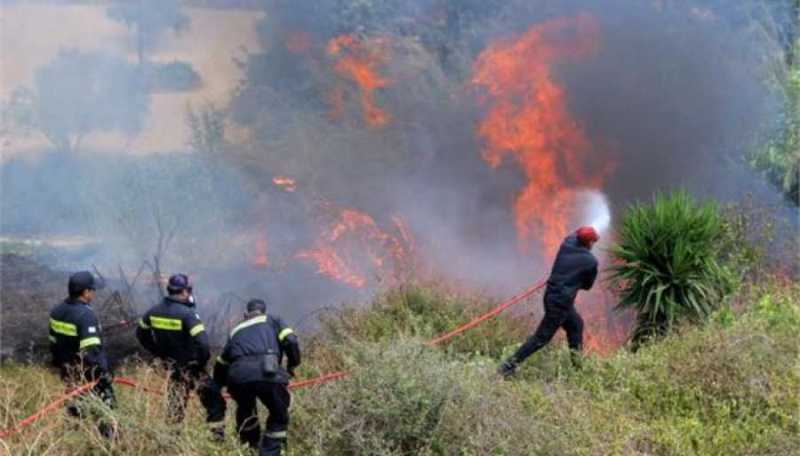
<box><xmin>1</xmin><ymin>282</ymin><xmax>798</xmax><ymax>455</ymax></box>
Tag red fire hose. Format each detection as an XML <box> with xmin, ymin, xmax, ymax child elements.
<box><xmin>426</xmin><ymin>280</ymin><xmax>546</xmax><ymax>346</ymax></box>
<box><xmin>0</xmin><ymin>381</ymin><xmax>98</xmax><ymax>439</ymax></box>
<box><xmin>103</xmin><ymin>319</ymin><xmax>136</xmax><ymax>331</ymax></box>
<box><xmin>0</xmin><ymin>279</ymin><xmax>546</xmax><ymax>440</ymax></box>
<box><xmin>112</xmin><ymin>377</ymin><xmax>163</xmax><ymax>396</ymax></box>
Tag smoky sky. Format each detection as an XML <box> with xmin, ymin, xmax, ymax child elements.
<box><xmin>2</xmin><ymin>0</ymin><xmax>796</xmax><ymax>328</ymax></box>
<box><xmin>234</xmin><ymin>0</ymin><xmax>793</xmax><ymax>289</ymax></box>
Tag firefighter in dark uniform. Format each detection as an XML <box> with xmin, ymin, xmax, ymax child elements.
<box><xmin>49</xmin><ymin>270</ymin><xmax>116</xmax><ymax>436</ymax></box>
<box><xmin>135</xmin><ymin>273</ymin><xmax>226</xmax><ymax>437</ymax></box>
<box><xmin>213</xmin><ymin>299</ymin><xmax>301</xmax><ymax>456</ymax></box>
<box><xmin>498</xmin><ymin>226</ymin><xmax>600</xmax><ymax>377</ymax></box>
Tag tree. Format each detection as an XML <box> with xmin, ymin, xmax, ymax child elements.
<box><xmin>3</xmin><ymin>50</ymin><xmax>149</xmax><ymax>153</ymax></box>
<box><xmin>107</xmin><ymin>0</ymin><xmax>190</xmax><ymax>65</ymax></box>
<box><xmin>91</xmin><ymin>151</ymin><xmax>250</xmax><ymax>275</ymax></box>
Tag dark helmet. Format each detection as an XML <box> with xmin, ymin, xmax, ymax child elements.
<box><xmin>68</xmin><ymin>271</ymin><xmax>106</xmax><ymax>295</ymax></box>
<box><xmin>246</xmin><ymin>299</ymin><xmax>267</xmax><ymax>314</ymax></box>
<box><xmin>166</xmin><ymin>273</ymin><xmax>192</xmax><ymax>294</ymax></box>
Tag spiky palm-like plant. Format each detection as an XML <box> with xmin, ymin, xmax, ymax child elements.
<box><xmin>609</xmin><ymin>191</ymin><xmax>734</xmax><ymax>345</ymax></box>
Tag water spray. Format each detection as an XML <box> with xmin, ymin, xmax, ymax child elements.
<box><xmin>576</xmin><ymin>189</ymin><xmax>612</xmax><ymax>235</ymax></box>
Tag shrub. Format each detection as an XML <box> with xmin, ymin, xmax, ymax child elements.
<box><xmin>609</xmin><ymin>191</ymin><xmax>735</xmax><ymax>345</ymax></box>
<box><xmin>751</xmin><ymin>39</ymin><xmax>799</xmax><ymax>205</ymax></box>
<box><xmin>314</xmin><ymin>282</ymin><xmax>532</xmax><ymax>359</ymax></box>
<box><xmin>291</xmin><ymin>339</ymin><xmax>570</xmax><ymax>455</ymax></box>
<box><xmin>148</xmin><ymin>61</ymin><xmax>202</xmax><ymax>92</ymax></box>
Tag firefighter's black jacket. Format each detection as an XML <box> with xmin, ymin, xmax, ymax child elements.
<box><xmin>136</xmin><ymin>296</ymin><xmax>210</xmax><ymax>368</ymax></box>
<box><xmin>213</xmin><ymin>313</ymin><xmax>301</xmax><ymax>386</ymax></box>
<box><xmin>545</xmin><ymin>234</ymin><xmax>599</xmax><ymax>306</ymax></box>
<box><xmin>49</xmin><ymin>298</ymin><xmax>110</xmax><ymax>378</ymax></box>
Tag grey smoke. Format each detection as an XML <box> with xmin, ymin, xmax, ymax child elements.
<box><xmin>1</xmin><ymin>0</ymin><xmax>796</xmax><ymax>336</ymax></box>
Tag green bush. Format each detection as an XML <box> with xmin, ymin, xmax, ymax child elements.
<box><xmin>315</xmin><ymin>283</ymin><xmax>532</xmax><ymax>359</ymax></box>
<box><xmin>291</xmin><ymin>339</ymin><xmax>572</xmax><ymax>455</ymax></box>
<box><xmin>752</xmin><ymin>38</ymin><xmax>799</xmax><ymax>205</ymax></box>
<box><xmin>609</xmin><ymin>191</ymin><xmax>736</xmax><ymax>345</ymax></box>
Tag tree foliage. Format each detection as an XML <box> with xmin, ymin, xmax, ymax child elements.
<box><xmin>753</xmin><ymin>38</ymin><xmax>800</xmax><ymax>205</ymax></box>
<box><xmin>148</xmin><ymin>61</ymin><xmax>202</xmax><ymax>92</ymax></box>
<box><xmin>3</xmin><ymin>50</ymin><xmax>149</xmax><ymax>153</ymax></box>
<box><xmin>107</xmin><ymin>0</ymin><xmax>190</xmax><ymax>64</ymax></box>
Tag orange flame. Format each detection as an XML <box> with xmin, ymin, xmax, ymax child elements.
<box><xmin>253</xmin><ymin>236</ymin><xmax>269</xmax><ymax>268</ymax></box>
<box><xmin>577</xmin><ymin>287</ymin><xmax>631</xmax><ymax>355</ymax></box>
<box><xmin>296</xmin><ymin>205</ymin><xmax>413</xmax><ymax>288</ymax></box>
<box><xmin>273</xmin><ymin>176</ymin><xmax>297</xmax><ymax>192</ymax></box>
<box><xmin>327</xmin><ymin>34</ymin><xmax>392</xmax><ymax>127</ymax></box>
<box><xmin>473</xmin><ymin>14</ymin><xmax>611</xmax><ymax>255</ymax></box>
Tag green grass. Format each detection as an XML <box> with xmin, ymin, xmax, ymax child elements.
<box><xmin>1</xmin><ymin>281</ymin><xmax>798</xmax><ymax>455</ymax></box>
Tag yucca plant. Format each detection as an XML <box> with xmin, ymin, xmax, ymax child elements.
<box><xmin>609</xmin><ymin>191</ymin><xmax>735</xmax><ymax>346</ymax></box>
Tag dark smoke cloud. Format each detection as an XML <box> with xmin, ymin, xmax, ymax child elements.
<box><xmin>2</xmin><ymin>0</ymin><xmax>796</xmax><ymax>337</ymax></box>
<box><xmin>228</xmin><ymin>0</ymin><xmax>794</xmax><ymax>291</ymax></box>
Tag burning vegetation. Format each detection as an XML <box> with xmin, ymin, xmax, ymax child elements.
<box><xmin>295</xmin><ymin>204</ymin><xmax>414</xmax><ymax>289</ymax></box>
<box><xmin>326</xmin><ymin>34</ymin><xmax>393</xmax><ymax>127</ymax></box>
<box><xmin>272</xmin><ymin>176</ymin><xmax>297</xmax><ymax>192</ymax></box>
<box><xmin>1</xmin><ymin>0</ymin><xmax>796</xmax><ymax>367</ymax></box>
<box><xmin>473</xmin><ymin>14</ymin><xmax>612</xmax><ymax>256</ymax></box>
<box><xmin>252</xmin><ymin>236</ymin><xmax>269</xmax><ymax>268</ymax></box>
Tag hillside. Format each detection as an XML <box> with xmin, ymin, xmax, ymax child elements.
<box><xmin>1</xmin><ymin>282</ymin><xmax>798</xmax><ymax>455</ymax></box>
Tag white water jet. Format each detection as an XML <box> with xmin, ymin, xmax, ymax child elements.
<box><xmin>576</xmin><ymin>189</ymin><xmax>612</xmax><ymax>234</ymax></box>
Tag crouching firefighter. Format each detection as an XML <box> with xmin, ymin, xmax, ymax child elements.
<box><xmin>498</xmin><ymin>226</ymin><xmax>600</xmax><ymax>378</ymax></box>
<box><xmin>213</xmin><ymin>299</ymin><xmax>301</xmax><ymax>456</ymax></box>
<box><xmin>49</xmin><ymin>271</ymin><xmax>117</xmax><ymax>437</ymax></box>
<box><xmin>136</xmin><ymin>274</ymin><xmax>226</xmax><ymax>438</ymax></box>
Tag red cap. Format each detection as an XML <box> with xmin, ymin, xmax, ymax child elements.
<box><xmin>576</xmin><ymin>226</ymin><xmax>599</xmax><ymax>246</ymax></box>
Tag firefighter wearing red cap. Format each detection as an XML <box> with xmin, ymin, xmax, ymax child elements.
<box><xmin>136</xmin><ymin>273</ymin><xmax>226</xmax><ymax>438</ymax></box>
<box><xmin>498</xmin><ymin>226</ymin><xmax>600</xmax><ymax>377</ymax></box>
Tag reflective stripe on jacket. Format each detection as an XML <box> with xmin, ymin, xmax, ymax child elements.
<box><xmin>214</xmin><ymin>313</ymin><xmax>301</xmax><ymax>385</ymax></box>
<box><xmin>136</xmin><ymin>296</ymin><xmax>210</xmax><ymax>368</ymax></box>
<box><xmin>49</xmin><ymin>298</ymin><xmax>109</xmax><ymax>375</ymax></box>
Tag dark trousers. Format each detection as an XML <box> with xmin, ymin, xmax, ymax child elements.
<box><xmin>228</xmin><ymin>381</ymin><xmax>291</xmax><ymax>456</ymax></box>
<box><xmin>60</xmin><ymin>365</ymin><xmax>116</xmax><ymax>413</ymax></box>
<box><xmin>167</xmin><ymin>368</ymin><xmax>226</xmax><ymax>425</ymax></box>
<box><xmin>60</xmin><ymin>365</ymin><xmax>116</xmax><ymax>437</ymax></box>
<box><xmin>513</xmin><ymin>294</ymin><xmax>584</xmax><ymax>363</ymax></box>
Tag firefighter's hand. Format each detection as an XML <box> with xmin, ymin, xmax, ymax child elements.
<box><xmin>287</xmin><ymin>368</ymin><xmax>296</xmax><ymax>378</ymax></box>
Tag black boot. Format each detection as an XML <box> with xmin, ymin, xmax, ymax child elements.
<box><xmin>261</xmin><ymin>432</ymin><xmax>286</xmax><ymax>456</ymax></box>
<box><xmin>98</xmin><ymin>421</ymin><xmax>117</xmax><ymax>439</ymax></box>
<box><xmin>209</xmin><ymin>422</ymin><xmax>225</xmax><ymax>443</ymax></box>
<box><xmin>570</xmin><ymin>349</ymin><xmax>584</xmax><ymax>369</ymax></box>
<box><xmin>497</xmin><ymin>357</ymin><xmax>518</xmax><ymax>379</ymax></box>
